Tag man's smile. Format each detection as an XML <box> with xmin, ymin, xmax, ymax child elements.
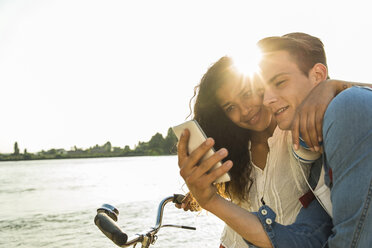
<box><xmin>274</xmin><ymin>106</ymin><xmax>289</xmax><ymax>117</ymax></box>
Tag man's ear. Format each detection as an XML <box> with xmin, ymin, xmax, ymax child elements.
<box><xmin>309</xmin><ymin>63</ymin><xmax>328</xmax><ymax>86</ymax></box>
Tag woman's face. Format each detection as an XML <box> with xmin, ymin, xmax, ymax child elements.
<box><xmin>216</xmin><ymin>79</ymin><xmax>273</xmax><ymax>132</ymax></box>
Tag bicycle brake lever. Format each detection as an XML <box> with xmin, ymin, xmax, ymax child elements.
<box><xmin>181</xmin><ymin>225</ymin><xmax>196</xmax><ymax>230</ymax></box>
<box><xmin>161</xmin><ymin>224</ymin><xmax>196</xmax><ymax>230</ymax></box>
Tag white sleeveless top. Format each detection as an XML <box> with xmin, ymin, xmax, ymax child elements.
<box><xmin>220</xmin><ymin>127</ymin><xmax>311</xmax><ymax>248</ymax></box>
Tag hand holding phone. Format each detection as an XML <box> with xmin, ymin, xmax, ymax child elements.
<box><xmin>172</xmin><ymin>120</ymin><xmax>231</xmax><ymax>184</ymax></box>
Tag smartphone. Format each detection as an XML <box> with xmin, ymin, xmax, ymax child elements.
<box><xmin>172</xmin><ymin>120</ymin><xmax>231</xmax><ymax>184</ymax></box>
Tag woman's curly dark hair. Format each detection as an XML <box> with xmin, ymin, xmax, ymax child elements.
<box><xmin>189</xmin><ymin>56</ymin><xmax>253</xmax><ymax>202</ymax></box>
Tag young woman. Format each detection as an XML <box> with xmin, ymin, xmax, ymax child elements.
<box><xmin>177</xmin><ymin>56</ymin><xmax>322</xmax><ymax>248</ymax></box>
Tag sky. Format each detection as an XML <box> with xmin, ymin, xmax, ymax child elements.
<box><xmin>1</xmin><ymin>0</ymin><xmax>371</xmax><ymax>153</ymax></box>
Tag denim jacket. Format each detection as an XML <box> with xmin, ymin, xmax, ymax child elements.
<box><xmin>246</xmin><ymin>200</ymin><xmax>332</xmax><ymax>248</ymax></box>
<box><xmin>245</xmin><ymin>160</ymin><xmax>333</xmax><ymax>248</ymax></box>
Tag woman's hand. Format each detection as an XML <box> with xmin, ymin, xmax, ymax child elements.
<box><xmin>174</xmin><ymin>192</ymin><xmax>202</xmax><ymax>212</ymax></box>
<box><xmin>177</xmin><ymin>129</ymin><xmax>232</xmax><ymax>211</ymax></box>
<box><xmin>177</xmin><ymin>129</ymin><xmax>272</xmax><ymax>247</ymax></box>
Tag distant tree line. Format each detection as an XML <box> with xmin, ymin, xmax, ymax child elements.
<box><xmin>0</xmin><ymin>128</ymin><xmax>178</xmax><ymax>161</ymax></box>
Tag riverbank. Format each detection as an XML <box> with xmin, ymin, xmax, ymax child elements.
<box><xmin>2</xmin><ymin>129</ymin><xmax>178</xmax><ymax>162</ymax></box>
<box><xmin>0</xmin><ymin>152</ymin><xmax>176</xmax><ymax>162</ymax></box>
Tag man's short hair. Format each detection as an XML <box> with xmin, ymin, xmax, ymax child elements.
<box><xmin>257</xmin><ymin>32</ymin><xmax>329</xmax><ymax>78</ymax></box>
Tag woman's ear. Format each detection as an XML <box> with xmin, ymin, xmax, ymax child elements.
<box><xmin>310</xmin><ymin>63</ymin><xmax>328</xmax><ymax>86</ymax></box>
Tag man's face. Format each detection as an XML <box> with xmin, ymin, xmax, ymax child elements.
<box><xmin>259</xmin><ymin>50</ymin><xmax>317</xmax><ymax>130</ymax></box>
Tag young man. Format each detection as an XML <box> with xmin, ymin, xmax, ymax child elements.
<box><xmin>258</xmin><ymin>33</ymin><xmax>372</xmax><ymax>247</ymax></box>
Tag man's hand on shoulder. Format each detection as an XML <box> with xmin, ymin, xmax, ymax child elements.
<box><xmin>291</xmin><ymin>80</ymin><xmax>338</xmax><ymax>151</ymax></box>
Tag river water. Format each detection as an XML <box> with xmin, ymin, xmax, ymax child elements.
<box><xmin>0</xmin><ymin>156</ymin><xmax>224</xmax><ymax>248</ymax></box>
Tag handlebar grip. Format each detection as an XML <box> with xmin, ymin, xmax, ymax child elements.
<box><xmin>173</xmin><ymin>194</ymin><xmax>185</xmax><ymax>205</ymax></box>
<box><xmin>94</xmin><ymin>212</ymin><xmax>128</xmax><ymax>246</ymax></box>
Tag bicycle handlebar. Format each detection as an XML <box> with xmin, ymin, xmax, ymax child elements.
<box><xmin>94</xmin><ymin>194</ymin><xmax>194</xmax><ymax>247</ymax></box>
<box><xmin>153</xmin><ymin>194</ymin><xmax>184</xmax><ymax>232</ymax></box>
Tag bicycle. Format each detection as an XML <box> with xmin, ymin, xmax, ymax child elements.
<box><xmin>94</xmin><ymin>194</ymin><xmax>196</xmax><ymax>247</ymax></box>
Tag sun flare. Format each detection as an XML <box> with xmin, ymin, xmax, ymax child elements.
<box><xmin>229</xmin><ymin>45</ymin><xmax>262</xmax><ymax>79</ymax></box>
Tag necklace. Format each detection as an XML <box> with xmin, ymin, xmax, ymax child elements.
<box><xmin>249</xmin><ymin>141</ymin><xmax>270</xmax><ymax>206</ymax></box>
<box><xmin>259</xmin><ymin>153</ymin><xmax>270</xmax><ymax>206</ymax></box>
